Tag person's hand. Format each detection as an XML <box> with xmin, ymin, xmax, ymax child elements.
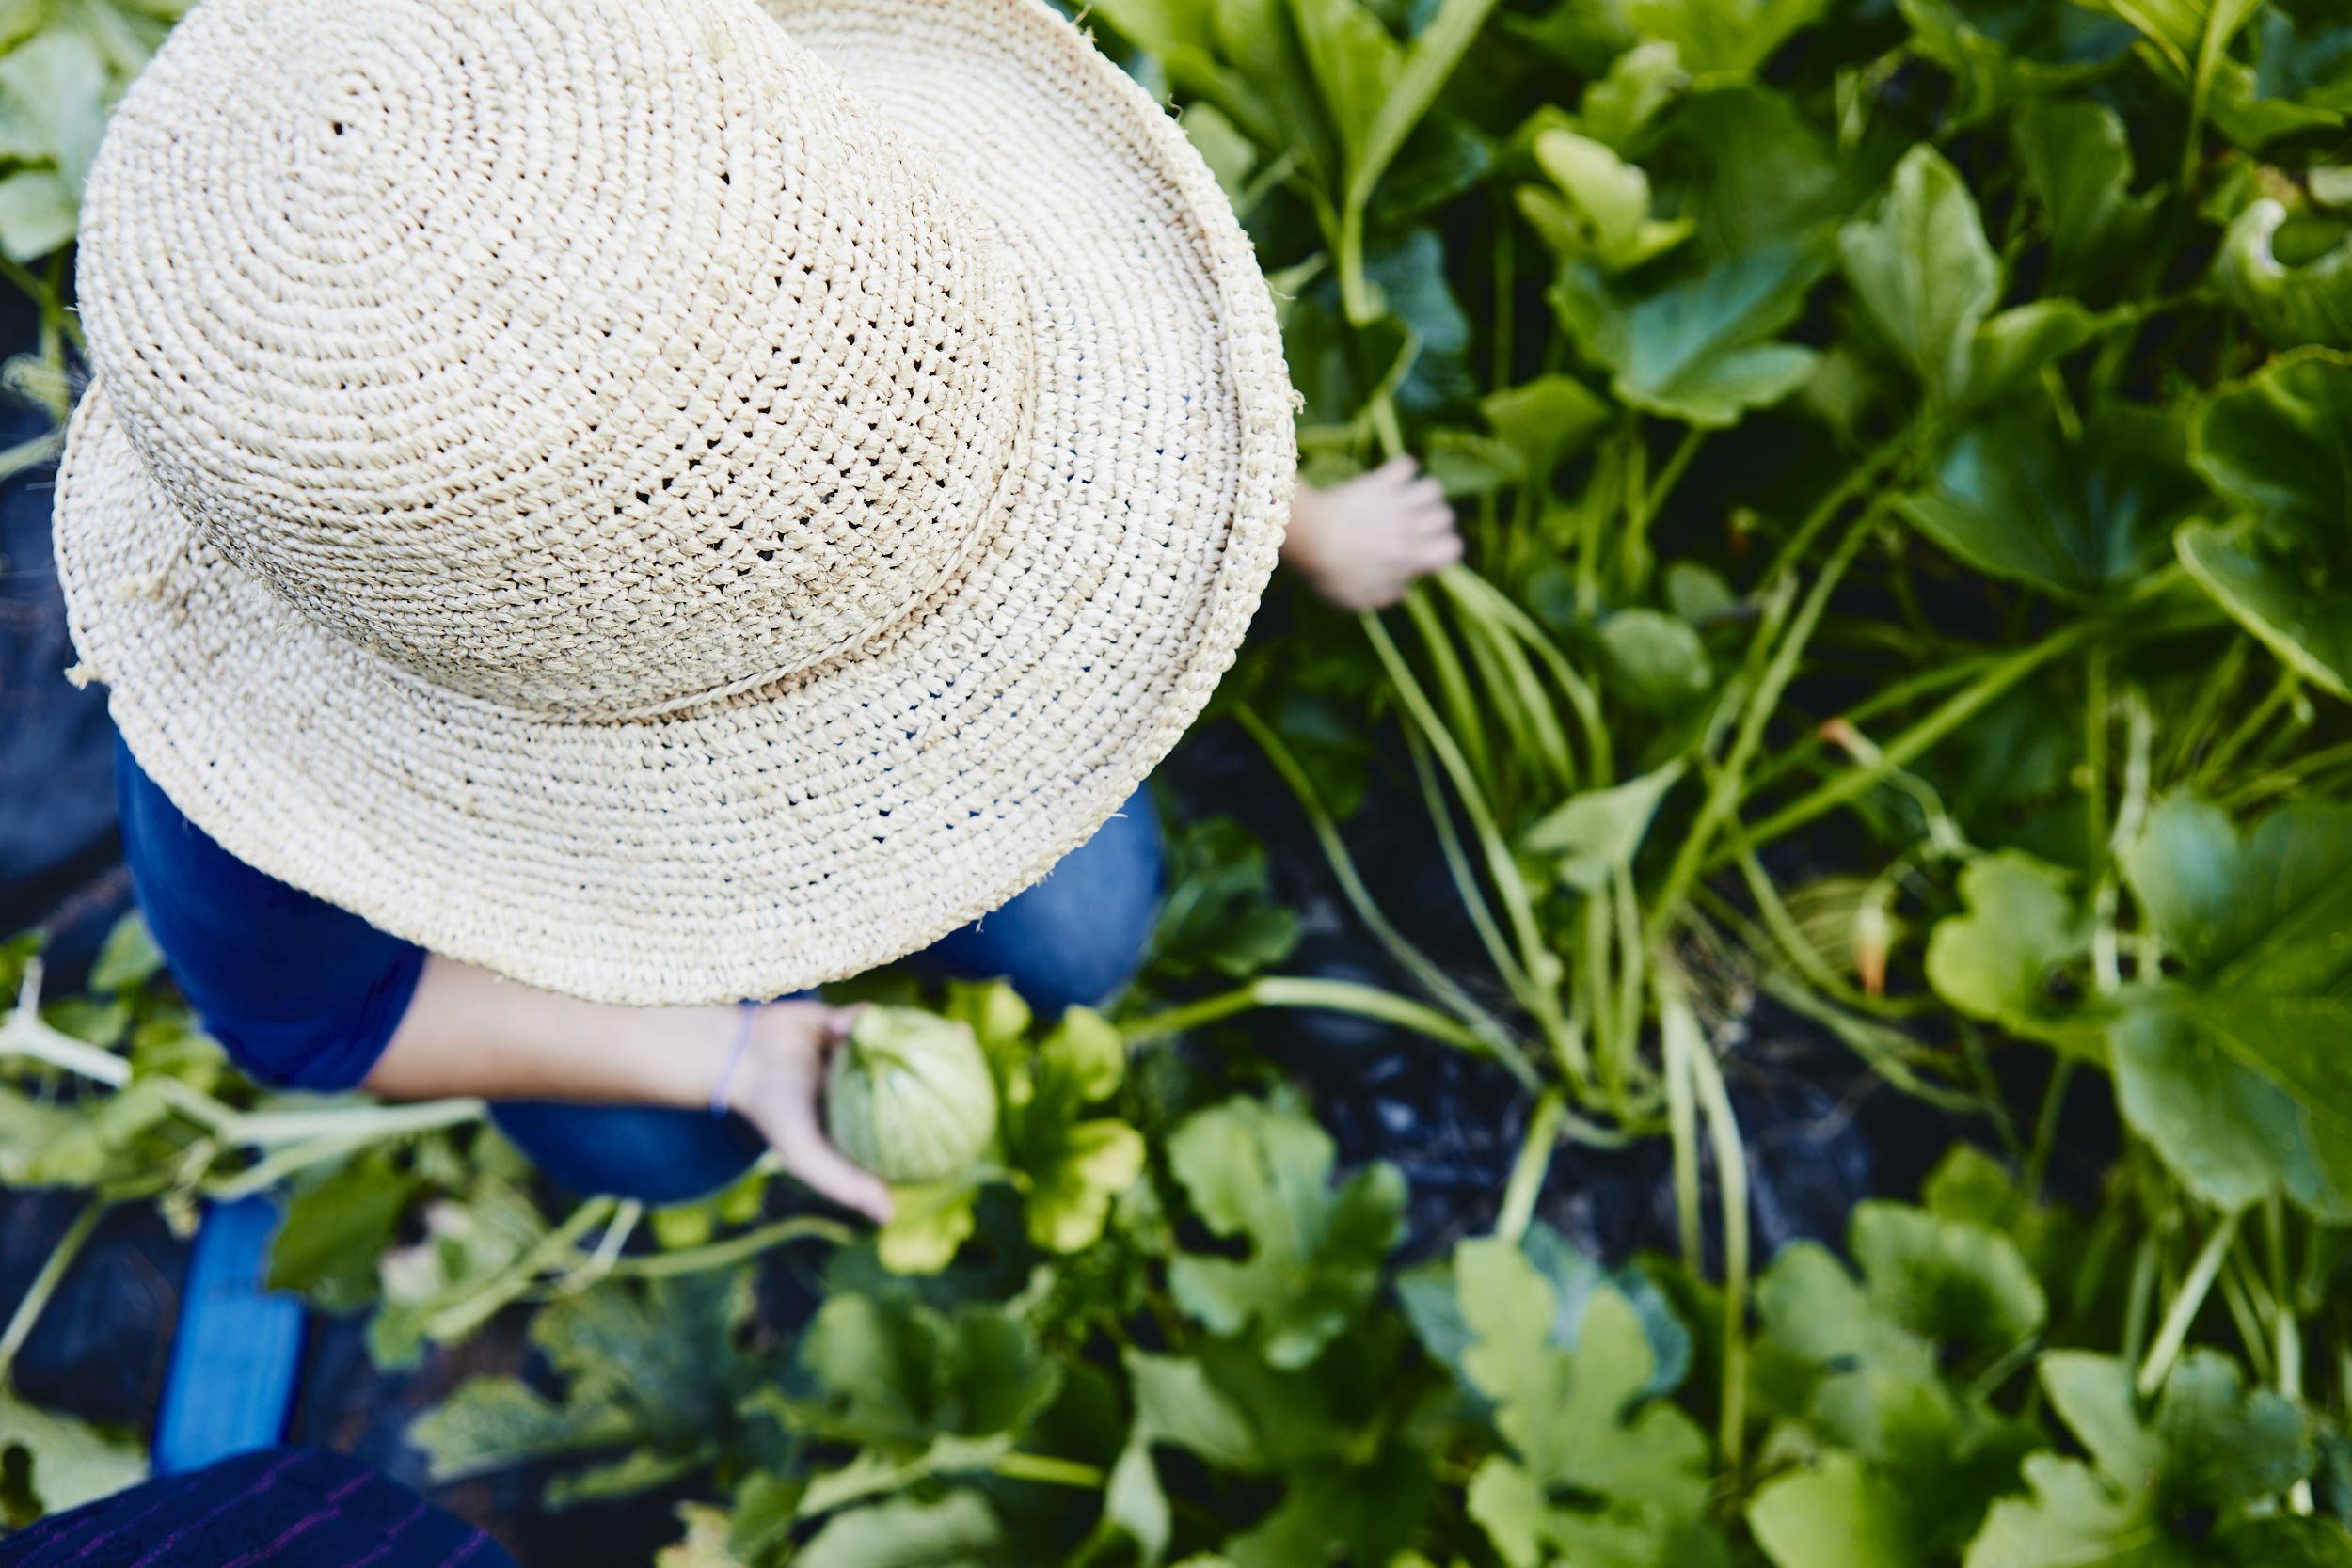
<box><xmin>1282</xmin><ymin>457</ymin><xmax>1464</xmax><ymax>611</ymax></box>
<box><xmin>727</xmin><ymin>1001</ymin><xmax>896</xmax><ymax>1224</ymax></box>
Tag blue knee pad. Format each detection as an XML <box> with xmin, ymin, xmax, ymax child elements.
<box><xmin>918</xmin><ymin>786</ymin><xmax>1164</xmax><ymax>1015</ymax></box>
<box><xmin>488</xmin><ymin>1101</ymin><xmax>768</xmax><ymax>1205</ymax></box>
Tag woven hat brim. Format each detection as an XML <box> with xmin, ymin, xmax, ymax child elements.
<box><xmin>55</xmin><ymin>0</ymin><xmax>1292</xmax><ymax>1006</ymax></box>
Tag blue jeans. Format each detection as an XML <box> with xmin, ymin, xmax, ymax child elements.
<box><xmin>490</xmin><ymin>788</ymin><xmax>1163</xmax><ymax>1204</ymax></box>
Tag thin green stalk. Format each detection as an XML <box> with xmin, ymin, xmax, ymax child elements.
<box><xmin>1406</xmin><ymin>726</ymin><xmax>1536</xmax><ymax>1006</ymax></box>
<box><xmin>2139</xmin><ymin>1210</ymin><xmax>2243</xmax><ymax>1397</ymax></box>
<box><xmin>1454</xmin><ymin>602</ymin><xmax>1577</xmax><ymax>791</ymax></box>
<box><xmin>2122</xmin><ymin>1229</ymin><xmax>2163</xmax><ymax>1371</ymax></box>
<box><xmin>428</xmin><ymin>1197</ymin><xmax>617</xmax><ymax>1342</ymax></box>
<box><xmin>0</xmin><ymin>1200</ymin><xmax>103</xmax><ymax>1383</ymax></box>
<box><xmin>1608</xmin><ymin>863</ymin><xmax>1645</xmax><ymax>1113</ymax></box>
<box><xmin>1495</xmin><ymin>1090</ymin><xmax>1565</xmax><ymax>1243</ymax></box>
<box><xmin>1643</xmin><ymin>428</ymin><xmax>1706</xmax><ymax>524</ymax></box>
<box><xmin>1742</xmin><ymin>654</ymin><xmax>2000</xmax><ymax>800</ymax></box>
<box><xmin>1235</xmin><ymin>707</ymin><xmax>1518</xmax><ymax>1052</ymax></box>
<box><xmin>1732</xmin><ymin>617</ymin><xmax>2106</xmax><ymax>863</ymax></box>
<box><xmin>2200</xmin><ymin>669</ymin><xmax>2299</xmax><ymax>783</ymax></box>
<box><xmin>1124</xmin><ymin>976</ymin><xmax>1535</xmax><ymax>1086</ymax></box>
<box><xmin>609</xmin><ymin>1214</ymin><xmax>855</xmax><ymax>1280</ymax></box>
<box><xmin>1406</xmin><ymin>591</ymin><xmax>1496</xmax><ymax>801</ymax></box>
<box><xmin>992</xmin><ymin>1452</ymin><xmax>1107</xmax><ymax>1490</ymax></box>
<box><xmin>1438</xmin><ymin>567</ymin><xmax>1613</xmax><ymax>783</ymax></box>
<box><xmin>2084</xmin><ymin>644</ymin><xmax>2111</xmax><ymax>875</ymax></box>
<box><xmin>1366</xmin><ymin>611</ymin><xmax>1566</xmax><ymax>1044</ymax></box>
<box><xmin>1757</xmin><ymin>424</ymin><xmax>1918</xmax><ymax>589</ymax></box>
<box><xmin>2166</xmin><ymin>635</ymin><xmax>2250</xmax><ymax>780</ymax></box>
<box><xmin>1652</xmin><ymin>512</ymin><xmax>1879</xmax><ymax>942</ymax></box>
<box><xmin>2020</xmin><ymin>1061</ymin><xmax>2074</xmax><ymax>1205</ymax></box>
<box><xmin>1687</xmin><ymin>1016</ymin><xmax>1751</xmax><ymax>1478</ymax></box>
<box><xmin>2263</xmin><ymin>1196</ymin><xmax>2303</xmax><ymax>1409</ymax></box>
<box><xmin>2219</xmin><ymin>1253</ymin><xmax>2276</xmax><ymax>1384</ymax></box>
<box><xmin>1660</xmin><ymin>984</ymin><xmax>1705</xmax><ymax>1271</ymax></box>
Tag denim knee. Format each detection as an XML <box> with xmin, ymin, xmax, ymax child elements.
<box><xmin>917</xmin><ymin>786</ymin><xmax>1163</xmax><ymax>1016</ymax></box>
<box><xmin>488</xmin><ymin>1101</ymin><xmax>767</xmax><ymax>1206</ymax></box>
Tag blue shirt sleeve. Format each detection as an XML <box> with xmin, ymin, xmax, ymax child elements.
<box><xmin>114</xmin><ymin>736</ymin><xmax>424</xmax><ymax>1091</ymax></box>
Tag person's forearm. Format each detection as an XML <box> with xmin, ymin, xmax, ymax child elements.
<box><xmin>362</xmin><ymin>953</ymin><xmax>738</xmax><ymax>1106</ymax></box>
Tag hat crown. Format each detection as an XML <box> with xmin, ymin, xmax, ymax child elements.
<box><xmin>78</xmin><ymin>0</ymin><xmax>1031</xmax><ymax>717</ymax></box>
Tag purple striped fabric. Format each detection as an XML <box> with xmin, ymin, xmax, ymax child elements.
<box><xmin>0</xmin><ymin>1449</ymin><xmax>515</xmax><ymax>1568</ymax></box>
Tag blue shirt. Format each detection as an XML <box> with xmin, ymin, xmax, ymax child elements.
<box><xmin>116</xmin><ymin>736</ymin><xmax>423</xmax><ymax>1091</ymax></box>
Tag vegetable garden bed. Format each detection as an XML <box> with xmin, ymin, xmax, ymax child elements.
<box><xmin>8</xmin><ymin>0</ymin><xmax>2352</xmax><ymax>1564</ymax></box>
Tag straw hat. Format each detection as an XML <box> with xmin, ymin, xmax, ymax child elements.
<box><xmin>56</xmin><ymin>0</ymin><xmax>1293</xmax><ymax>1004</ymax></box>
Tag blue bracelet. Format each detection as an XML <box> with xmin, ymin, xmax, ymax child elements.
<box><xmin>709</xmin><ymin>1001</ymin><xmax>761</xmax><ymax>1118</ymax></box>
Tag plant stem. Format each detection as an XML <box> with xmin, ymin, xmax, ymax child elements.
<box><xmin>2020</xmin><ymin>1061</ymin><xmax>2074</xmax><ymax>1206</ymax></box>
<box><xmin>0</xmin><ymin>1200</ymin><xmax>103</xmax><ymax>1384</ymax></box>
<box><xmin>1366</xmin><ymin>610</ymin><xmax>1568</xmax><ymax>1050</ymax></box>
<box><xmin>2200</xmin><ymin>669</ymin><xmax>2298</xmax><ymax>784</ymax></box>
<box><xmin>1731</xmin><ymin>618</ymin><xmax>2105</xmax><ymax>862</ymax></box>
<box><xmin>1659</xmin><ymin>983</ymin><xmax>1704</xmax><ymax>1270</ymax></box>
<box><xmin>1235</xmin><ymin>706</ymin><xmax>1519</xmax><ymax>1053</ymax></box>
<box><xmin>1652</xmin><ymin>511</ymin><xmax>1878</xmax><ymax>942</ymax></box>
<box><xmin>2138</xmin><ymin>1209</ymin><xmax>2242</xmax><ymax>1397</ymax></box>
<box><xmin>608</xmin><ymin>1214</ymin><xmax>856</xmax><ymax>1280</ymax></box>
<box><xmin>1495</xmin><ymin>1090</ymin><xmax>1564</xmax><ymax>1243</ymax></box>
<box><xmin>991</xmin><ymin>1452</ymin><xmax>1106</xmax><ymax>1490</ymax></box>
<box><xmin>1405</xmin><ymin>727</ymin><xmax>1536</xmax><ymax>1006</ymax></box>
<box><xmin>1124</xmin><ymin>976</ymin><xmax>1534</xmax><ymax>1085</ymax></box>
<box><xmin>1686</xmin><ymin>1006</ymin><xmax>1751</xmax><ymax>1479</ymax></box>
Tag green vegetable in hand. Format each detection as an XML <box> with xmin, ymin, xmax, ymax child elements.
<box><xmin>823</xmin><ymin>1006</ymin><xmax>997</xmax><ymax>1184</ymax></box>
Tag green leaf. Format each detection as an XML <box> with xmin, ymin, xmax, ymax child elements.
<box><xmin>1960</xmin><ymin>299</ymin><xmax>2096</xmax><ymax>411</ymax></box>
<box><xmin>800</xmin><ymin>1295</ymin><xmax>1058</xmax><ymax>1450</ymax></box>
<box><xmin>2076</xmin><ymin>0</ymin><xmax>2256</xmax><ymax>79</ymax></box>
<box><xmin>0</xmin><ymin>169</ymin><xmax>77</xmax><ymax>262</ymax></box>
<box><xmin>1166</xmin><ymin>1096</ymin><xmax>1405</xmax><ymax>1369</ymax></box>
<box><xmin>0</xmin><ymin>29</ymin><xmax>106</xmax><ymax>178</ymax></box>
<box><xmin>1666</xmin><ymin>85</ymin><xmax>1850</xmax><ymax>255</ymax></box>
<box><xmin>411</xmin><ymin>1377</ymin><xmax>637</xmax><ymax>1482</ymax></box>
<box><xmin>2218</xmin><ymin>199</ymin><xmax>2352</xmax><ymax>351</ymax></box>
<box><xmin>1599</xmin><ymin>609</ymin><xmax>1715</xmax><ymax>711</ymax></box>
<box><xmin>1551</xmin><ymin>241</ymin><xmax>1827</xmax><ymax>428</ymax></box>
<box><xmin>1965</xmin><ymin>1352</ymin><xmax>2344</xmax><ymax>1567</ymax></box>
<box><xmin>1454</xmin><ymin>1238</ymin><xmax>1711</xmax><ymax>1520</ymax></box>
<box><xmin>1151</xmin><ymin>817</ymin><xmax>1301</xmax><ymax>982</ymax></box>
<box><xmin>2112</xmin><ymin>794</ymin><xmax>2352</xmax><ymax>1214</ymax></box>
<box><xmin>413</xmin><ymin>1270</ymin><xmax>764</xmax><ymax>1490</ymax></box>
<box><xmin>0</xmin><ymin>1387</ymin><xmax>144</xmax><ymax>1527</ymax></box>
<box><xmin>2109</xmin><ymin>1007</ymin><xmax>2352</xmax><ymax>1219</ymax></box>
<box><xmin>1759</xmin><ymin>1202</ymin><xmax>2046</xmax><ymax>1385</ymax></box>
<box><xmin>1289</xmin><ymin>0</ymin><xmax>1405</xmax><ymax>181</ymax></box>
<box><xmin>1898</xmin><ymin>0</ymin><xmax>2136</xmax><ymax>120</ymax></box>
<box><xmin>267</xmin><ymin>1153</ymin><xmax>425</xmax><ymax>1309</ymax></box>
<box><xmin>87</xmin><ymin>915</ymin><xmax>162</xmax><ymax>993</ymax></box>
<box><xmin>1520</xmin><ymin>127</ymin><xmax>1692</xmax><ymax>272</ymax></box>
<box><xmin>1106</xmin><ymin>1349</ymin><xmax>1269</xmax><ymax>1563</ymax></box>
<box><xmin>1623</xmin><ymin>0</ymin><xmax>1827</xmax><ymax>76</ymax></box>
<box><xmin>1021</xmin><ymin>1118</ymin><xmax>1146</xmax><ymax>1254</ymax></box>
<box><xmin>1837</xmin><ymin>146</ymin><xmax>2088</xmax><ymax>412</ymax></box>
<box><xmin>2015</xmin><ymin>99</ymin><xmax>2163</xmax><ymax>293</ymax></box>
<box><xmin>1749</xmin><ymin>1452</ymin><xmax>1923</xmax><ymax>1568</ymax></box>
<box><xmin>1899</xmin><ymin>405</ymin><xmax>2200</xmax><ymax>599</ymax></box>
<box><xmin>874</xmin><ymin>1180</ymin><xmax>980</xmax><ymax>1275</ymax></box>
<box><xmin>1579</xmin><ymin>40</ymin><xmax>1688</xmax><ymax>150</ymax></box>
<box><xmin>1479</xmin><ymin>372</ymin><xmax>1612</xmax><ymax>481</ymax></box>
<box><xmin>1840</xmin><ymin>145</ymin><xmax>1997</xmax><ymax>406</ymax></box>
<box><xmin>795</xmin><ymin>1491</ymin><xmax>1002</xmax><ymax>1568</ymax></box>
<box><xmin>1524</xmin><ymin>762</ymin><xmax>1687</xmax><ymax>893</ymax></box>
<box><xmin>1924</xmin><ymin>852</ymin><xmax>2101</xmax><ymax>1053</ymax></box>
<box><xmin>1400</xmin><ymin>1221</ymin><xmax>1692</xmax><ymax>1401</ymax></box>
